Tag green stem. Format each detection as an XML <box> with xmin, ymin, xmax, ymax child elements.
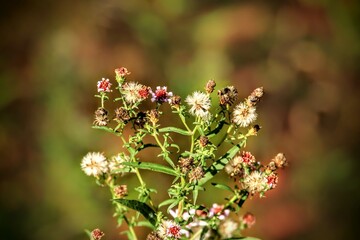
<box><xmin>190</xmin><ymin>229</ymin><xmax>202</xmax><ymax>240</ymax></box>
<box><xmin>179</xmin><ymin>113</ymin><xmax>191</xmax><ymax>132</ymax></box>
<box><xmin>190</xmin><ymin>125</ymin><xmax>199</xmax><ymax>153</ymax></box>
<box><xmin>177</xmin><ymin>177</ymin><xmax>186</xmax><ymax>217</ymax></box>
<box><xmin>124</xmin><ymin>216</ymin><xmax>138</xmax><ymax>240</ymax></box>
<box><xmin>120</xmin><ymin>135</ymin><xmax>155</xmax><ymax>208</ymax></box>
<box><xmin>101</xmin><ymin>93</ymin><xmax>105</xmax><ymax>108</ymax></box>
<box><xmin>152</xmin><ymin>132</ymin><xmax>175</xmax><ymax>168</ymax></box>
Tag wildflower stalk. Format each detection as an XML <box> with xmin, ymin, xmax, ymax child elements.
<box><xmin>190</xmin><ymin>125</ymin><xmax>199</xmax><ymax>153</ymax></box>
<box><xmin>100</xmin><ymin>92</ymin><xmax>105</xmax><ymax>108</ymax></box>
<box><xmin>124</xmin><ymin>216</ymin><xmax>137</xmax><ymax>240</ymax></box>
<box><xmin>108</xmin><ymin>180</ymin><xmax>137</xmax><ymax>240</ymax></box>
<box><xmin>120</xmin><ymin>135</ymin><xmax>155</xmax><ymax>208</ymax></box>
<box><xmin>83</xmin><ymin>70</ymin><xmax>287</xmax><ymax>240</ymax></box>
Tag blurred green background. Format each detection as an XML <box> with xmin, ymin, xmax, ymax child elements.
<box><xmin>1</xmin><ymin>0</ymin><xmax>360</xmax><ymax>239</ymax></box>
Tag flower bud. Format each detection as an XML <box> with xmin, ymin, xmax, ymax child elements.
<box><xmin>114</xmin><ymin>185</ymin><xmax>128</xmax><ymax>198</ymax></box>
<box><xmin>91</xmin><ymin>228</ymin><xmax>105</xmax><ymax>240</ymax></box>
<box><xmin>241</xmin><ymin>212</ymin><xmax>256</xmax><ymax>228</ymax></box>
<box><xmin>205</xmin><ymin>79</ymin><xmax>216</xmax><ymax>94</ymax></box>
<box><xmin>273</xmin><ymin>153</ymin><xmax>288</xmax><ymax>169</ymax></box>
<box><xmin>246</xmin><ymin>87</ymin><xmax>264</xmax><ymax>107</ymax></box>
<box><xmin>115</xmin><ymin>67</ymin><xmax>131</xmax><ymax>78</ymax></box>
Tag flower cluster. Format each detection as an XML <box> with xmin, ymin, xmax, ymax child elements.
<box><xmin>82</xmin><ymin>68</ymin><xmax>287</xmax><ymax>240</ymax></box>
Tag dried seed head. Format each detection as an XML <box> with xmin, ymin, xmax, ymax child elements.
<box><xmin>273</xmin><ymin>153</ymin><xmax>288</xmax><ymax>169</ymax></box>
<box><xmin>199</xmin><ymin>136</ymin><xmax>209</xmax><ymax>147</ymax></box>
<box><xmin>114</xmin><ymin>185</ymin><xmax>128</xmax><ymax>198</ymax></box>
<box><xmin>169</xmin><ymin>95</ymin><xmax>182</xmax><ymax>109</ymax></box>
<box><xmin>189</xmin><ymin>166</ymin><xmax>204</xmax><ymax>183</ymax></box>
<box><xmin>246</xmin><ymin>87</ymin><xmax>264</xmax><ymax>107</ymax></box>
<box><xmin>147</xmin><ymin>109</ymin><xmax>160</xmax><ymax>125</ymax></box>
<box><xmin>91</xmin><ymin>228</ymin><xmax>105</xmax><ymax>240</ymax></box>
<box><xmin>178</xmin><ymin>157</ymin><xmax>194</xmax><ymax>174</ymax></box>
<box><xmin>225</xmin><ymin>156</ymin><xmax>244</xmax><ymax>177</ymax></box>
<box><xmin>218</xmin><ymin>86</ymin><xmax>238</xmax><ymax>106</ymax></box>
<box><xmin>114</xmin><ymin>107</ymin><xmax>130</xmax><ymax>122</ymax></box>
<box><xmin>146</xmin><ymin>231</ymin><xmax>162</xmax><ymax>240</ymax></box>
<box><xmin>205</xmin><ymin>79</ymin><xmax>216</xmax><ymax>94</ymax></box>
<box><xmin>134</xmin><ymin>111</ymin><xmax>147</xmax><ymax>129</ymax></box>
<box><xmin>94</xmin><ymin>107</ymin><xmax>109</xmax><ymax>126</ymax></box>
<box><xmin>265</xmin><ymin>161</ymin><xmax>277</xmax><ymax>172</ymax></box>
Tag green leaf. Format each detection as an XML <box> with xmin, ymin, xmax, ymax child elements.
<box><xmin>168</xmin><ymin>199</ymin><xmax>181</xmax><ymax>213</ymax></box>
<box><xmin>198</xmin><ymin>143</ymin><xmax>244</xmax><ymax>186</ymax></box>
<box><xmin>169</xmin><ymin>143</ymin><xmax>180</xmax><ymax>153</ymax></box>
<box><xmin>92</xmin><ymin>126</ymin><xmax>122</xmax><ymax>136</ymax></box>
<box><xmin>224</xmin><ymin>237</ymin><xmax>261</xmax><ymax>240</ymax></box>
<box><xmin>158</xmin><ymin>198</ymin><xmax>177</xmax><ymax>208</ymax></box>
<box><xmin>114</xmin><ymin>199</ymin><xmax>157</xmax><ymax>226</ymax></box>
<box><xmin>211</xmin><ymin>183</ymin><xmax>234</xmax><ymax>193</ymax></box>
<box><xmin>136</xmin><ymin>221</ymin><xmax>155</xmax><ymax>229</ymax></box>
<box><xmin>121</xmin><ymin>161</ymin><xmax>178</xmax><ymax>176</ymax></box>
<box><xmin>193</xmin><ymin>189</ymin><xmax>199</xmax><ymax>204</ymax></box>
<box><xmin>159</xmin><ymin>127</ymin><xmax>192</xmax><ymax>136</ymax></box>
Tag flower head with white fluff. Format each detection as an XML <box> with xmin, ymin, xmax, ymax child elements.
<box><xmin>81</xmin><ymin>152</ymin><xmax>108</xmax><ymax>177</ymax></box>
<box><xmin>232</xmin><ymin>102</ymin><xmax>257</xmax><ymax>127</ymax></box>
<box><xmin>185</xmin><ymin>91</ymin><xmax>211</xmax><ymax>120</ymax></box>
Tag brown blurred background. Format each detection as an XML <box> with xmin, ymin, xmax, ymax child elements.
<box><xmin>1</xmin><ymin>0</ymin><xmax>360</xmax><ymax>239</ymax></box>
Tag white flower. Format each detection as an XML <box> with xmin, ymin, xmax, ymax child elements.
<box><xmin>242</xmin><ymin>171</ymin><xmax>267</xmax><ymax>194</ymax></box>
<box><xmin>81</xmin><ymin>152</ymin><xmax>108</xmax><ymax>177</ymax></box>
<box><xmin>121</xmin><ymin>82</ymin><xmax>147</xmax><ymax>104</ymax></box>
<box><xmin>220</xmin><ymin>220</ymin><xmax>238</xmax><ymax>238</ymax></box>
<box><xmin>185</xmin><ymin>91</ymin><xmax>211</xmax><ymax>120</ymax></box>
<box><xmin>232</xmin><ymin>102</ymin><xmax>257</xmax><ymax>127</ymax></box>
<box><xmin>157</xmin><ymin>220</ymin><xmax>182</xmax><ymax>239</ymax></box>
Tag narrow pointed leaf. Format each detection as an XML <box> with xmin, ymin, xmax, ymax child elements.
<box><xmin>114</xmin><ymin>199</ymin><xmax>157</xmax><ymax>226</ymax></box>
<box><xmin>224</xmin><ymin>237</ymin><xmax>261</xmax><ymax>240</ymax></box>
<box><xmin>121</xmin><ymin>161</ymin><xmax>178</xmax><ymax>176</ymax></box>
<box><xmin>158</xmin><ymin>198</ymin><xmax>177</xmax><ymax>208</ymax></box>
<box><xmin>198</xmin><ymin>142</ymin><xmax>244</xmax><ymax>186</ymax></box>
<box><xmin>92</xmin><ymin>126</ymin><xmax>122</xmax><ymax>136</ymax></box>
<box><xmin>159</xmin><ymin>127</ymin><xmax>192</xmax><ymax>136</ymax></box>
<box><xmin>136</xmin><ymin>221</ymin><xmax>155</xmax><ymax>229</ymax></box>
<box><xmin>211</xmin><ymin>183</ymin><xmax>234</xmax><ymax>193</ymax></box>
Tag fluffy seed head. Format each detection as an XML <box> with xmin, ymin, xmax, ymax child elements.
<box><xmin>122</xmin><ymin>82</ymin><xmax>149</xmax><ymax>104</ymax></box>
<box><xmin>81</xmin><ymin>152</ymin><xmax>108</xmax><ymax>177</ymax></box>
<box><xmin>232</xmin><ymin>102</ymin><xmax>257</xmax><ymax>127</ymax></box>
<box><xmin>185</xmin><ymin>91</ymin><xmax>211</xmax><ymax>120</ymax></box>
<box><xmin>242</xmin><ymin>171</ymin><xmax>267</xmax><ymax>195</ymax></box>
